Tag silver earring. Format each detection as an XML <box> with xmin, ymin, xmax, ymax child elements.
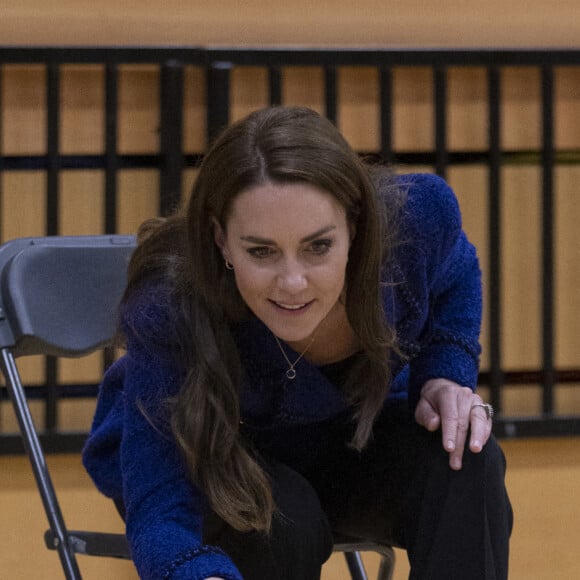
<box><xmin>225</xmin><ymin>259</ymin><xmax>234</xmax><ymax>270</ymax></box>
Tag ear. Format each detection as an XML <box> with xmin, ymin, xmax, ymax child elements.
<box><xmin>212</xmin><ymin>218</ymin><xmax>229</xmax><ymax>259</ymax></box>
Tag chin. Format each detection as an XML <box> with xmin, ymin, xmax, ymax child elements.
<box><xmin>269</xmin><ymin>320</ymin><xmax>323</xmax><ymax>346</ymax></box>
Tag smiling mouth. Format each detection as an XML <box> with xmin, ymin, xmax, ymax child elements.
<box><xmin>270</xmin><ymin>300</ymin><xmax>313</xmax><ymax>311</ymax></box>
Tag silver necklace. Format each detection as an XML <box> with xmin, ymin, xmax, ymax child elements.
<box><xmin>273</xmin><ymin>334</ymin><xmax>316</xmax><ymax>380</ymax></box>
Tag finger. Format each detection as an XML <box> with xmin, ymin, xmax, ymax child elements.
<box><xmin>439</xmin><ymin>394</ymin><xmax>460</xmax><ymax>455</ymax></box>
<box><xmin>469</xmin><ymin>402</ymin><xmax>493</xmax><ymax>452</ymax></box>
<box><xmin>448</xmin><ymin>390</ymin><xmax>474</xmax><ymax>470</ymax></box>
<box><xmin>415</xmin><ymin>398</ymin><xmax>440</xmax><ymax>432</ymax></box>
<box><xmin>439</xmin><ymin>386</ymin><xmax>475</xmax><ymax>455</ymax></box>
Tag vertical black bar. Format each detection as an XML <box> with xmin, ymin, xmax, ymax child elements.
<box><xmin>0</xmin><ymin>64</ymin><xmax>4</xmax><ymax>242</ymax></box>
<box><xmin>0</xmin><ymin>64</ymin><xmax>3</xmax><ymax>433</ymax></box>
<box><xmin>206</xmin><ymin>61</ymin><xmax>231</xmax><ymax>146</ymax></box>
<box><xmin>159</xmin><ymin>60</ymin><xmax>184</xmax><ymax>217</ymax></box>
<box><xmin>541</xmin><ymin>65</ymin><xmax>555</xmax><ymax>415</ymax></box>
<box><xmin>104</xmin><ymin>62</ymin><xmax>119</xmax><ymax>235</ymax></box>
<box><xmin>379</xmin><ymin>65</ymin><xmax>394</xmax><ymax>165</ymax></box>
<box><xmin>46</xmin><ymin>62</ymin><xmax>60</xmax><ymax>236</ymax></box>
<box><xmin>434</xmin><ymin>67</ymin><xmax>447</xmax><ymax>178</ymax></box>
<box><xmin>324</xmin><ymin>66</ymin><xmax>337</xmax><ymax>125</ymax></box>
<box><xmin>104</xmin><ymin>62</ymin><xmax>119</xmax><ymax>371</ymax></box>
<box><xmin>45</xmin><ymin>62</ymin><xmax>60</xmax><ymax>435</ymax></box>
<box><xmin>487</xmin><ymin>67</ymin><xmax>503</xmax><ymax>414</ymax></box>
<box><xmin>269</xmin><ymin>66</ymin><xmax>282</xmax><ymax>106</ymax></box>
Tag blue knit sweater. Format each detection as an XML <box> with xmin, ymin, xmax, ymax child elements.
<box><xmin>82</xmin><ymin>173</ymin><xmax>482</xmax><ymax>580</ymax></box>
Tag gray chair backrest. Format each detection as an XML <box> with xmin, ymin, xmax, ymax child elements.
<box><xmin>0</xmin><ymin>235</ymin><xmax>136</xmax><ymax>358</ymax></box>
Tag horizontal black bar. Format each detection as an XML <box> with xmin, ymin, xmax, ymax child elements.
<box><xmin>0</xmin><ymin>47</ymin><xmax>206</xmax><ymax>65</ymax></box>
<box><xmin>3</xmin><ymin>150</ymin><xmax>580</xmax><ymax>173</ymax></box>
<box><xmin>0</xmin><ymin>153</ymin><xmax>204</xmax><ymax>171</ymax></box>
<box><xmin>0</xmin><ymin>383</ymin><xmax>100</xmax><ymax>400</ymax></box>
<box><xmin>478</xmin><ymin>369</ymin><xmax>580</xmax><ymax>386</ymax></box>
<box><xmin>0</xmin><ymin>432</ymin><xmax>88</xmax><ymax>455</ymax></box>
<box><xmin>2</xmin><ymin>47</ymin><xmax>580</xmax><ymax>67</ymax></box>
<box><xmin>493</xmin><ymin>416</ymin><xmax>580</xmax><ymax>438</ymax></box>
<box><xmin>205</xmin><ymin>47</ymin><xmax>580</xmax><ymax>67</ymax></box>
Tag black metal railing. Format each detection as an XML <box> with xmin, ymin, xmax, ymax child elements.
<box><xmin>1</xmin><ymin>46</ymin><xmax>580</xmax><ymax>452</ymax></box>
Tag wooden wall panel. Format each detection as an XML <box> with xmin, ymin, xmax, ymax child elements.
<box><xmin>337</xmin><ymin>67</ymin><xmax>380</xmax><ymax>152</ymax></box>
<box><xmin>1</xmin><ymin>65</ymin><xmax>46</xmax><ymax>155</ymax></box>
<box><xmin>59</xmin><ymin>170</ymin><xmax>104</xmax><ymax>234</ymax></box>
<box><xmin>116</xmin><ymin>169</ymin><xmax>160</xmax><ymax>234</ymax></box>
<box><xmin>501</xmin><ymin>68</ymin><xmax>542</xmax><ymax>152</ymax></box>
<box><xmin>555</xmin><ymin>67</ymin><xmax>580</xmax><ymax>149</ymax></box>
<box><xmin>183</xmin><ymin>66</ymin><xmax>206</xmax><ymax>154</ymax></box>
<box><xmin>555</xmin><ymin>167</ymin><xmax>580</xmax><ymax>368</ymax></box>
<box><xmin>447</xmin><ymin>67</ymin><xmax>488</xmax><ymax>152</ymax></box>
<box><xmin>118</xmin><ymin>66</ymin><xmax>159</xmax><ymax>154</ymax></box>
<box><xmin>282</xmin><ymin>67</ymin><xmax>325</xmax><ymax>114</ymax></box>
<box><xmin>2</xmin><ymin>1</ymin><xmax>580</xmax><ymax>48</ymax></box>
<box><xmin>1</xmin><ymin>171</ymin><xmax>46</xmax><ymax>239</ymax></box>
<box><xmin>60</xmin><ymin>65</ymin><xmax>104</xmax><ymax>155</ymax></box>
<box><xmin>501</xmin><ymin>166</ymin><xmax>542</xmax><ymax>370</ymax></box>
<box><xmin>231</xmin><ymin>67</ymin><xmax>270</xmax><ymax>124</ymax></box>
<box><xmin>392</xmin><ymin>68</ymin><xmax>433</xmax><ymax>152</ymax></box>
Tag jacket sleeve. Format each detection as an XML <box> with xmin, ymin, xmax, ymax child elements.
<box><xmin>118</xmin><ymin>284</ymin><xmax>243</xmax><ymax>580</ymax></box>
<box><xmin>400</xmin><ymin>174</ymin><xmax>483</xmax><ymax>409</ymax></box>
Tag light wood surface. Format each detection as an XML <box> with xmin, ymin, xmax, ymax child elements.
<box><xmin>1</xmin><ymin>1</ymin><xmax>580</xmax><ymax>47</ymax></box>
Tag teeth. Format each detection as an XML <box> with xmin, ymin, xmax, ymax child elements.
<box><xmin>277</xmin><ymin>302</ymin><xmax>306</xmax><ymax>310</ymax></box>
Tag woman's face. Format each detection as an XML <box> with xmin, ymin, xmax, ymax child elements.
<box><xmin>214</xmin><ymin>181</ymin><xmax>352</xmax><ymax>350</ymax></box>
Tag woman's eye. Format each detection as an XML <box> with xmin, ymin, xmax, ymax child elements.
<box><xmin>247</xmin><ymin>246</ymin><xmax>274</xmax><ymax>259</ymax></box>
<box><xmin>308</xmin><ymin>239</ymin><xmax>333</xmax><ymax>255</ymax></box>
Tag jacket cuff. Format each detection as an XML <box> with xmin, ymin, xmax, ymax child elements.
<box><xmin>162</xmin><ymin>545</ymin><xmax>243</xmax><ymax>580</ymax></box>
<box><xmin>409</xmin><ymin>343</ymin><xmax>480</xmax><ymax>409</ymax></box>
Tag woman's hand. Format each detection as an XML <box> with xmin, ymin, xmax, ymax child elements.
<box><xmin>415</xmin><ymin>378</ymin><xmax>493</xmax><ymax>470</ymax></box>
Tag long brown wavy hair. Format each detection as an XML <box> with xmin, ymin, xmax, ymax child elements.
<box><xmin>123</xmin><ymin>106</ymin><xmax>402</xmax><ymax>533</ymax></box>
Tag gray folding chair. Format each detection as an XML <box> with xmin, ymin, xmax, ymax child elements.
<box><xmin>0</xmin><ymin>235</ymin><xmax>135</xmax><ymax>578</ymax></box>
<box><xmin>0</xmin><ymin>234</ymin><xmax>395</xmax><ymax>580</ymax></box>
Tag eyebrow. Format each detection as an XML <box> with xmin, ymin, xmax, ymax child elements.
<box><xmin>240</xmin><ymin>225</ymin><xmax>337</xmax><ymax>245</ymax></box>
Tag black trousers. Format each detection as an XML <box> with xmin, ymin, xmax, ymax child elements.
<box><xmin>203</xmin><ymin>403</ymin><xmax>513</xmax><ymax>580</ymax></box>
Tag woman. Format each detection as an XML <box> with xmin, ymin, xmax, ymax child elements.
<box><xmin>83</xmin><ymin>106</ymin><xmax>512</xmax><ymax>580</ymax></box>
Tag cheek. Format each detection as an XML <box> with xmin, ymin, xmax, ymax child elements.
<box><xmin>232</xmin><ymin>265</ymin><xmax>272</xmax><ymax>299</ymax></box>
<box><xmin>317</xmin><ymin>260</ymin><xmax>348</xmax><ymax>295</ymax></box>
<box><xmin>331</xmin><ymin>248</ymin><xmax>350</xmax><ymax>284</ymax></box>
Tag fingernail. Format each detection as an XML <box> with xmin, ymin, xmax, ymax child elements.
<box><xmin>451</xmin><ymin>457</ymin><xmax>462</xmax><ymax>470</ymax></box>
<box><xmin>447</xmin><ymin>440</ymin><xmax>455</xmax><ymax>451</ymax></box>
<box><xmin>472</xmin><ymin>440</ymin><xmax>482</xmax><ymax>451</ymax></box>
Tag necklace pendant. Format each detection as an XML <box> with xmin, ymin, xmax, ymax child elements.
<box><xmin>286</xmin><ymin>368</ymin><xmax>297</xmax><ymax>380</ymax></box>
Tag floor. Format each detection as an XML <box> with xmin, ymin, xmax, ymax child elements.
<box><xmin>0</xmin><ymin>437</ymin><xmax>578</xmax><ymax>579</ymax></box>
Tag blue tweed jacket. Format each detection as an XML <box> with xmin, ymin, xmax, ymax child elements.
<box><xmin>82</xmin><ymin>173</ymin><xmax>482</xmax><ymax>580</ymax></box>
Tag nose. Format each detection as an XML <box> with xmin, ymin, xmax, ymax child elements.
<box><xmin>276</xmin><ymin>258</ymin><xmax>308</xmax><ymax>293</ymax></box>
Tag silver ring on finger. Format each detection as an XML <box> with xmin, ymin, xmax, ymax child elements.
<box><xmin>471</xmin><ymin>402</ymin><xmax>494</xmax><ymax>420</ymax></box>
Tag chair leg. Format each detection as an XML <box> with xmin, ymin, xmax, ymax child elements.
<box><xmin>344</xmin><ymin>551</ymin><xmax>368</xmax><ymax>580</ymax></box>
<box><xmin>1</xmin><ymin>349</ymin><xmax>82</xmax><ymax>580</ymax></box>
<box><xmin>377</xmin><ymin>548</ymin><xmax>396</xmax><ymax>580</ymax></box>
